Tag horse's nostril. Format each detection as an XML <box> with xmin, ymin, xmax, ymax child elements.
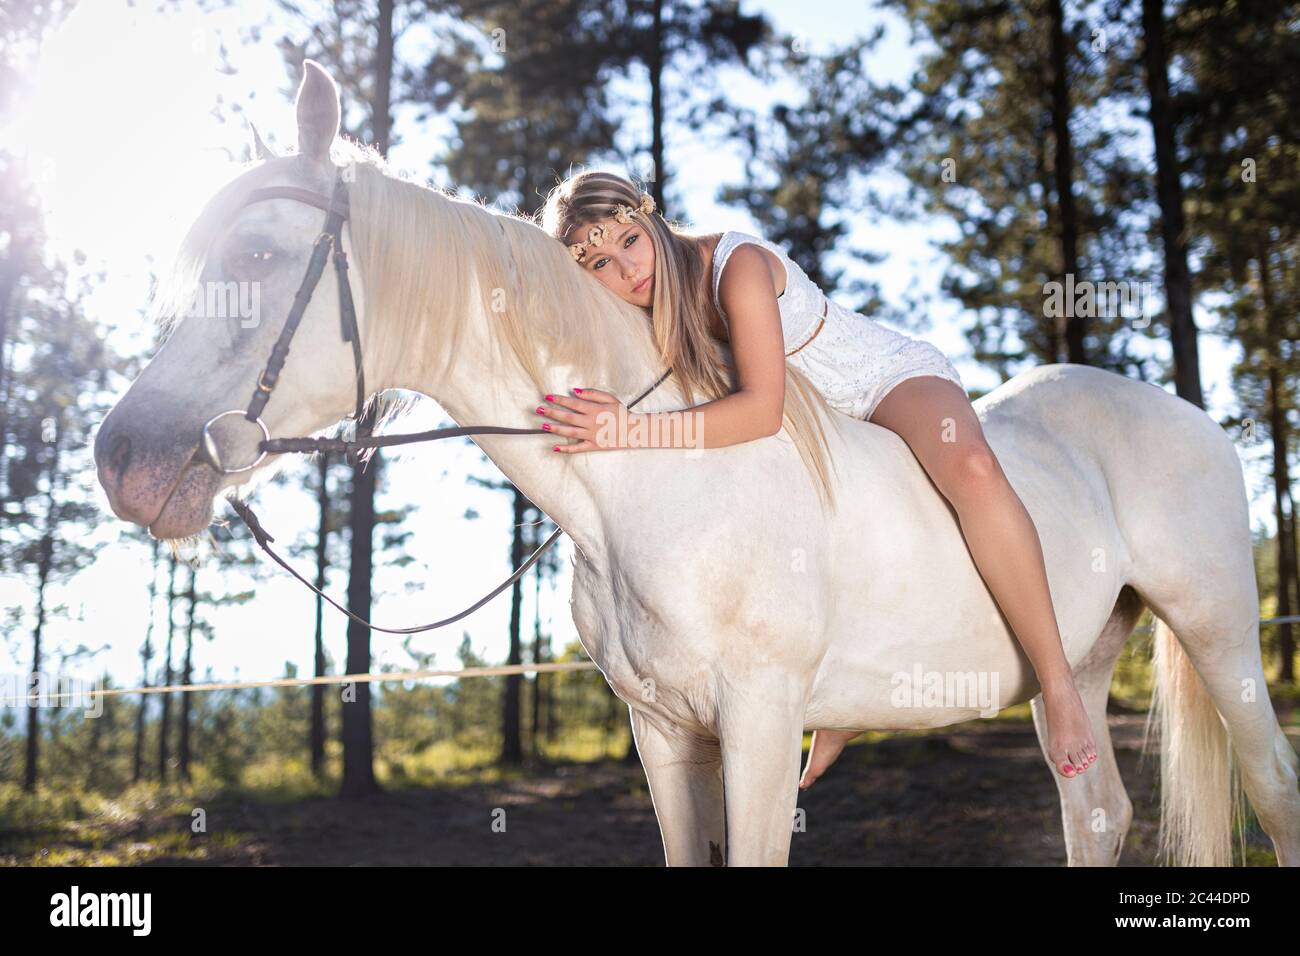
<box><xmin>109</xmin><ymin>433</ymin><xmax>132</xmax><ymax>476</ymax></box>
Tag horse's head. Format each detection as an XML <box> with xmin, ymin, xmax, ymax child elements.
<box><xmin>95</xmin><ymin>60</ymin><xmax>368</xmax><ymax>541</ymax></box>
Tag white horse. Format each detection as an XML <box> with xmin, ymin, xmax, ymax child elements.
<box><xmin>95</xmin><ymin>61</ymin><xmax>1299</xmax><ymax>866</ymax></box>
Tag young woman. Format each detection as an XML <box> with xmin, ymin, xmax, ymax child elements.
<box><xmin>537</xmin><ymin>169</ymin><xmax>1098</xmax><ymax>786</ymax></box>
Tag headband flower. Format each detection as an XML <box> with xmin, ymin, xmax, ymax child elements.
<box><xmin>567</xmin><ymin>192</ymin><xmax>657</xmax><ymax>263</ymax></box>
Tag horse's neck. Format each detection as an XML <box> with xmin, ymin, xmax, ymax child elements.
<box><xmin>381</xmin><ymin>240</ymin><xmax>644</xmax><ymax>563</ymax></box>
<box><xmin>364</xmin><ymin>195</ymin><xmax>676</xmax><ymax>564</ymax></box>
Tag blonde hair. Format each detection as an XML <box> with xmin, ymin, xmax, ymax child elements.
<box><xmin>541</xmin><ymin>168</ymin><xmax>839</xmax><ymax>512</ymax></box>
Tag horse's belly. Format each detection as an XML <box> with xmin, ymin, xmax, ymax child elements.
<box><xmin>803</xmin><ymin>577</ymin><xmax>1036</xmax><ymax>730</ymax></box>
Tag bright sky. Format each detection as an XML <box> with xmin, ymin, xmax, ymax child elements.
<box><xmin>0</xmin><ymin>0</ymin><xmax>1264</xmax><ymax>696</ymax></box>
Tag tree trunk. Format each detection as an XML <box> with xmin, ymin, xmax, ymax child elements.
<box><xmin>24</xmin><ymin>415</ymin><xmax>62</xmax><ymax>792</ymax></box>
<box><xmin>24</xmin><ymin>536</ymin><xmax>51</xmax><ymax>793</ymax></box>
<box><xmin>1034</xmin><ymin>127</ymin><xmax>1062</xmax><ymax>363</ymax></box>
<box><xmin>341</xmin><ymin>454</ymin><xmax>380</xmax><ymax>796</ymax></box>
<box><xmin>1140</xmin><ymin>0</ymin><xmax>1203</xmax><ymax>407</ymax></box>
<box><xmin>312</xmin><ymin>452</ymin><xmax>329</xmax><ymax>780</ymax></box>
<box><xmin>530</xmin><ymin>512</ymin><xmax>544</xmax><ymax>757</ymax></box>
<box><xmin>501</xmin><ymin>491</ymin><xmax>527</xmax><ymax>766</ymax></box>
<box><xmin>1259</xmin><ymin>244</ymin><xmax>1295</xmax><ymax>681</ymax></box>
<box><xmin>179</xmin><ymin>564</ymin><xmax>196</xmax><ymax>780</ymax></box>
<box><xmin>648</xmin><ymin>0</ymin><xmax>665</xmax><ymax>211</ymax></box>
<box><xmin>1046</xmin><ymin>0</ymin><xmax>1086</xmax><ymax>364</ymax></box>
<box><xmin>133</xmin><ymin>539</ymin><xmax>159</xmax><ymax>783</ymax></box>
<box><xmin>158</xmin><ymin>554</ymin><xmax>176</xmax><ymax>783</ymax></box>
<box><xmin>0</xmin><ymin>240</ymin><xmax>26</xmax><ymax>469</ymax></box>
<box><xmin>1287</xmin><ymin>485</ymin><xmax>1300</xmax><ymax>664</ymax></box>
<box><xmin>86</xmin><ymin>684</ymin><xmax>105</xmax><ymax>790</ymax></box>
<box><xmin>340</xmin><ymin>0</ymin><xmax>393</xmax><ymax>799</ymax></box>
<box><xmin>1266</xmin><ymin>367</ymin><xmax>1293</xmax><ymax>680</ymax></box>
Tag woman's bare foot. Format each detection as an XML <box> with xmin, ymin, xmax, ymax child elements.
<box><xmin>799</xmin><ymin>729</ymin><xmax>859</xmax><ymax>790</ymax></box>
<box><xmin>1042</xmin><ymin>677</ymin><xmax>1098</xmax><ymax>778</ymax></box>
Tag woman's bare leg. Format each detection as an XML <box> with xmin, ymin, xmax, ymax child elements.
<box><xmin>801</xmin><ymin>376</ymin><xmax>1098</xmax><ymax>789</ymax></box>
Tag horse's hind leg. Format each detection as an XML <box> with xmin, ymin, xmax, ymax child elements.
<box><xmin>629</xmin><ymin>709</ymin><xmax>726</xmax><ymax>866</ymax></box>
<box><xmin>1124</xmin><ymin>481</ymin><xmax>1299</xmax><ymax>863</ymax></box>
<box><xmin>1103</xmin><ymin>388</ymin><xmax>1300</xmax><ymax>864</ymax></box>
<box><xmin>1136</xmin><ymin>586</ymin><xmax>1300</xmax><ymax>866</ymax></box>
<box><xmin>1031</xmin><ymin>585</ymin><xmax>1145</xmax><ymax>865</ymax></box>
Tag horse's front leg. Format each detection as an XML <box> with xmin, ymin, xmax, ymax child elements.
<box><xmin>629</xmin><ymin>708</ymin><xmax>726</xmax><ymax>866</ymax></box>
<box><xmin>716</xmin><ymin>668</ymin><xmax>807</xmax><ymax>866</ymax></box>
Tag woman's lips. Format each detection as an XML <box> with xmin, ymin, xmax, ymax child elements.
<box><xmin>633</xmin><ymin>276</ymin><xmax>650</xmax><ymax>293</ymax></box>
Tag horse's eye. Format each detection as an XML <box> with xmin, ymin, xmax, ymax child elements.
<box><xmin>225</xmin><ymin>248</ymin><xmax>279</xmax><ymax>277</ymax></box>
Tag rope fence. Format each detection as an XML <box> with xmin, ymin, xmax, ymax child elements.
<box><xmin>2</xmin><ymin>660</ymin><xmax>599</xmax><ymax>706</ymax></box>
<box><xmin>1130</xmin><ymin>613</ymin><xmax>1300</xmax><ymax>635</ymax></box>
<box><xmin>7</xmin><ymin>614</ymin><xmax>1300</xmax><ymax>707</ymax></box>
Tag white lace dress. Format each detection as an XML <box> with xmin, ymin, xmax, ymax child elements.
<box><xmin>712</xmin><ymin>231</ymin><xmax>964</xmax><ymax>421</ymax></box>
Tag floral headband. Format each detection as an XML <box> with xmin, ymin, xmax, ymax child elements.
<box><xmin>567</xmin><ymin>193</ymin><xmax>657</xmax><ymax>263</ymax></box>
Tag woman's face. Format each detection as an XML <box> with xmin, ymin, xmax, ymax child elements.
<box><xmin>578</xmin><ymin>217</ymin><xmax>655</xmax><ymax>309</ymax></box>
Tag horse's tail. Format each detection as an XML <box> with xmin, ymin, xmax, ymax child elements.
<box><xmin>1143</xmin><ymin>616</ymin><xmax>1246</xmax><ymax>866</ymax></box>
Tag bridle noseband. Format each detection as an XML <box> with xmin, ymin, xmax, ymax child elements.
<box><xmin>195</xmin><ymin>168</ymin><xmax>672</xmax><ymax>634</ymax></box>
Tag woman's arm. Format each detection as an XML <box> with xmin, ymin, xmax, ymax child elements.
<box><xmin>542</xmin><ymin>244</ymin><xmax>787</xmax><ymax>452</ymax></box>
<box><xmin>631</xmin><ymin>244</ymin><xmax>786</xmax><ymax>449</ymax></box>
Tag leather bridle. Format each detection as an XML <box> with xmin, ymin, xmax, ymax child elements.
<box><xmin>195</xmin><ymin>168</ymin><xmax>672</xmax><ymax>634</ymax></box>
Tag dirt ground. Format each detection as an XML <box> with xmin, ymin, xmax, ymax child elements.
<box><xmin>24</xmin><ymin>712</ymin><xmax>1286</xmax><ymax>866</ymax></box>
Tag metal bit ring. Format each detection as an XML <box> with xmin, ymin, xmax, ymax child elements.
<box><xmin>200</xmin><ymin>410</ymin><xmax>270</xmax><ymax>474</ymax></box>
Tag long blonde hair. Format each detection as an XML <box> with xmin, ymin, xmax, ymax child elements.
<box><xmin>540</xmin><ymin>168</ymin><xmax>839</xmax><ymax>512</ymax></box>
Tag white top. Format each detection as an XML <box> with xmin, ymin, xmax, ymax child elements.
<box><xmin>710</xmin><ymin>230</ymin><xmax>963</xmax><ymax>420</ymax></box>
<box><xmin>711</xmin><ymin>231</ymin><xmax>828</xmax><ymax>354</ymax></box>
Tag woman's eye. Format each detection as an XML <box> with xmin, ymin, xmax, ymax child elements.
<box><xmin>593</xmin><ymin>233</ymin><xmax>636</xmax><ymax>270</ymax></box>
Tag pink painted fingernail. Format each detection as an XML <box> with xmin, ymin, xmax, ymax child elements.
<box><xmin>542</xmin><ymin>423</ymin><xmax>551</xmax><ymax>431</ymax></box>
<box><xmin>545</xmin><ymin>394</ymin><xmax>555</xmax><ymax>401</ymax></box>
<box><xmin>552</xmin><ymin>446</ymin><xmax>561</xmax><ymax>452</ymax></box>
<box><xmin>536</xmin><ymin>406</ymin><xmax>546</xmax><ymax>415</ymax></box>
<box><xmin>572</xmin><ymin>387</ymin><xmax>583</xmax><ymax>394</ymax></box>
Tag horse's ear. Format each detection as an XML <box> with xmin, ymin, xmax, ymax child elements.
<box><xmin>247</xmin><ymin>119</ymin><xmax>275</xmax><ymax>161</ymax></box>
<box><xmin>294</xmin><ymin>59</ymin><xmax>340</xmax><ymax>168</ymax></box>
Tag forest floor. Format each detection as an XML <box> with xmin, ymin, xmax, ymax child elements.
<box><xmin>2</xmin><ymin>711</ymin><xmax>1292</xmax><ymax>866</ymax></box>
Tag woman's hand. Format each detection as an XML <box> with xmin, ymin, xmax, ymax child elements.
<box><xmin>535</xmin><ymin>387</ymin><xmax>630</xmax><ymax>454</ymax></box>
